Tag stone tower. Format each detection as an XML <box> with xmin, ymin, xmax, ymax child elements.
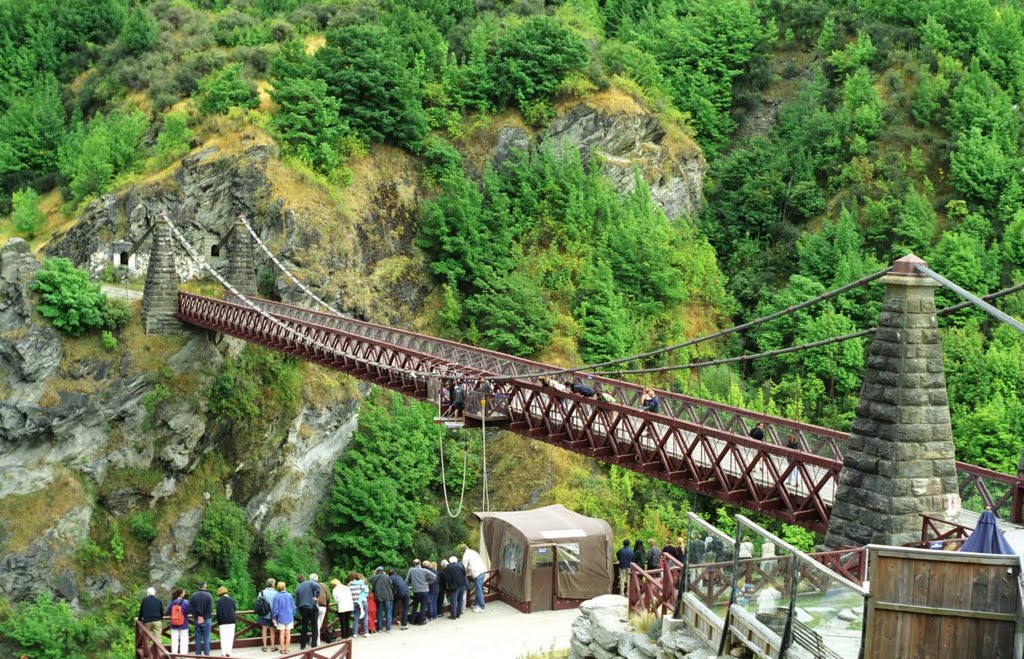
<box><xmin>225</xmin><ymin>216</ymin><xmax>258</xmax><ymax>297</ymax></box>
<box><xmin>141</xmin><ymin>216</ymin><xmax>183</xmax><ymax>335</ymax></box>
<box><xmin>825</xmin><ymin>254</ymin><xmax>961</xmax><ymax>548</ymax></box>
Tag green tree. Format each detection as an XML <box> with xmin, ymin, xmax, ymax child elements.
<box><xmin>59</xmin><ymin>110</ymin><xmax>147</xmax><ymax>204</ymax></box>
<box><xmin>270</xmin><ymin>75</ymin><xmax>345</xmax><ymax>173</ymax></box>
<box><xmin>0</xmin><ymin>74</ymin><xmax>64</xmax><ymax>194</ymax></box>
<box><xmin>316</xmin><ymin>23</ymin><xmax>427</xmax><ymax>146</ymax></box>
<box><xmin>949</xmin><ymin>127</ymin><xmax>1015</xmax><ymax>205</ymax></box>
<box><xmin>2</xmin><ymin>594</ymin><xmax>86</xmax><ymax>658</ymax></box>
<box><xmin>320</xmin><ymin>389</ymin><xmax>451</xmax><ymax>569</ymax></box>
<box><xmin>10</xmin><ymin>186</ymin><xmax>44</xmax><ymax>236</ymax></box>
<box><xmin>195</xmin><ymin>497</ymin><xmax>255</xmax><ymax>605</ymax></box>
<box><xmin>490</xmin><ymin>15</ymin><xmax>590</xmax><ymax>106</ymax></box>
<box><xmin>155</xmin><ymin>112</ymin><xmax>194</xmax><ymax>159</ymax></box>
<box><xmin>262</xmin><ymin>531</ymin><xmax>324</xmax><ymax>582</ymax></box>
<box><xmin>119</xmin><ymin>6</ymin><xmax>158</xmax><ymax>55</ymax></box>
<box><xmin>30</xmin><ymin>257</ymin><xmax>106</xmax><ymax>336</ymax></box>
<box><xmin>573</xmin><ymin>259</ymin><xmax>633</xmax><ymax>363</ymax></box>
<box><xmin>196</xmin><ymin>63</ymin><xmax>259</xmax><ymax>115</ymax></box>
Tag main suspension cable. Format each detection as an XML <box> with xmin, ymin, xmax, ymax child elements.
<box><xmin>483</xmin><ymin>268</ymin><xmax>891</xmax><ymax>382</ymax></box>
<box><xmin>597</xmin><ymin>279</ymin><xmax>1024</xmax><ymax>377</ymax></box>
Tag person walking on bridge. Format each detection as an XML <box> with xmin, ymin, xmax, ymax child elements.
<box><xmin>460</xmin><ymin>543</ymin><xmax>488</xmax><ymax>612</ymax></box>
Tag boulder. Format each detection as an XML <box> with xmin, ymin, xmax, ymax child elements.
<box><xmin>572</xmin><ymin>612</ymin><xmax>596</xmax><ymax>645</ymax></box>
<box><xmin>591</xmin><ymin>607</ymin><xmax>631</xmax><ymax>650</ymax></box>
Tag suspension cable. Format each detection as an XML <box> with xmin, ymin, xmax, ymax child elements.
<box><xmin>596</xmin><ymin>278</ymin><xmax>1024</xmax><ymax>377</ymax></box>
<box><xmin>165</xmin><ymin>215</ymin><xmax>448</xmax><ymax>382</ymax></box>
<box><xmin>916</xmin><ymin>264</ymin><xmax>1024</xmax><ymax>334</ymax></box>
<box><xmin>482</xmin><ymin>268</ymin><xmax>891</xmax><ymax>382</ymax></box>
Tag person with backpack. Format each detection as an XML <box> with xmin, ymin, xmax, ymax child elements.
<box><xmin>190</xmin><ymin>581</ymin><xmax>214</xmax><ymax>656</ymax></box>
<box><xmin>167</xmin><ymin>588</ymin><xmax>190</xmax><ymax>655</ymax></box>
<box><xmin>214</xmin><ymin>586</ymin><xmax>237</xmax><ymax>657</ymax></box>
<box><xmin>256</xmin><ymin>578</ymin><xmax>277</xmax><ymax>652</ymax></box>
<box><xmin>271</xmin><ymin>581</ymin><xmax>295</xmax><ymax>653</ymax></box>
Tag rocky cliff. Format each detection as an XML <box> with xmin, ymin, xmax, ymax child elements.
<box><xmin>0</xmin><ymin>91</ymin><xmax>706</xmax><ymax>605</ymax></box>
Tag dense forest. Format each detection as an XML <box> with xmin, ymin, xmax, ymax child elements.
<box><xmin>3</xmin><ymin>0</ymin><xmax>1024</xmax><ymax>655</ymax></box>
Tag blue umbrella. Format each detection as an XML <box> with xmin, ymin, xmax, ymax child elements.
<box><xmin>959</xmin><ymin>510</ymin><xmax>1016</xmax><ymax>555</ymax></box>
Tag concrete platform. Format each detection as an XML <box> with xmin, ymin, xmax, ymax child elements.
<box><xmin>227</xmin><ymin>601</ymin><xmax>577</xmax><ymax>658</ymax></box>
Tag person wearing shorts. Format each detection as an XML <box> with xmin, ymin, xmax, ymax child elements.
<box><xmin>271</xmin><ymin>582</ymin><xmax>295</xmax><ymax>654</ymax></box>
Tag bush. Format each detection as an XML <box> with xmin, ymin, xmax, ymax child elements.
<box><xmin>140</xmin><ymin>383</ymin><xmax>170</xmax><ymax>427</ymax></box>
<box><xmin>10</xmin><ymin>187</ymin><xmax>45</xmax><ymax>237</ymax></box>
<box><xmin>155</xmin><ymin>112</ymin><xmax>194</xmax><ymax>159</ymax></box>
<box><xmin>101</xmin><ymin>330</ymin><xmax>118</xmax><ymax>351</ymax></box>
<box><xmin>196</xmin><ymin>63</ymin><xmax>259</xmax><ymax>115</ymax></box>
<box><xmin>2</xmin><ymin>594</ymin><xmax>86</xmax><ymax>658</ymax></box>
<box><xmin>120</xmin><ymin>7</ymin><xmax>159</xmax><ymax>55</ymax></box>
<box><xmin>129</xmin><ymin>511</ymin><xmax>157</xmax><ymax>543</ymax></box>
<box><xmin>30</xmin><ymin>258</ymin><xmax>107</xmax><ymax>336</ymax></box>
<box><xmin>102</xmin><ymin>297</ymin><xmax>132</xmax><ymax>332</ymax></box>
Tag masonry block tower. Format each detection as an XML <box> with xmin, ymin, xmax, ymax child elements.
<box><xmin>141</xmin><ymin>216</ymin><xmax>183</xmax><ymax>335</ymax></box>
<box><xmin>226</xmin><ymin>216</ymin><xmax>258</xmax><ymax>297</ymax></box>
<box><xmin>825</xmin><ymin>254</ymin><xmax>961</xmax><ymax>548</ymax></box>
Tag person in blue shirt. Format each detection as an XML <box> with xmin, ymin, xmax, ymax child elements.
<box><xmin>615</xmin><ymin>540</ymin><xmax>634</xmax><ymax>595</ymax></box>
<box><xmin>257</xmin><ymin>578</ymin><xmax>278</xmax><ymax>652</ymax></box>
<box><xmin>271</xmin><ymin>581</ymin><xmax>296</xmax><ymax>654</ymax></box>
<box><xmin>641</xmin><ymin>388</ymin><xmax>660</xmax><ymax>413</ymax></box>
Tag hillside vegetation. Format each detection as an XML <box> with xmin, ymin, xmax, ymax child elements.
<box><xmin>3</xmin><ymin>1</ymin><xmax>1024</xmax><ymax>655</ymax></box>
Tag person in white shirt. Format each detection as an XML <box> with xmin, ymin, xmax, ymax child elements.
<box><xmin>460</xmin><ymin>543</ymin><xmax>488</xmax><ymax>612</ymax></box>
<box><xmin>330</xmin><ymin>578</ymin><xmax>353</xmax><ymax>639</ymax></box>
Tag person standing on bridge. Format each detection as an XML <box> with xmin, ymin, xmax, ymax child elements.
<box><xmin>271</xmin><ymin>581</ymin><xmax>295</xmax><ymax>652</ymax></box>
<box><xmin>294</xmin><ymin>574</ymin><xmax>321</xmax><ymax>649</ymax></box>
<box><xmin>331</xmin><ymin>578</ymin><xmax>353</xmax><ymax>639</ymax></box>
<box><xmin>370</xmin><ymin>566</ymin><xmax>394</xmax><ymax>632</ymax></box>
<box><xmin>257</xmin><ymin>578</ymin><xmax>277</xmax><ymax>651</ymax></box>
<box><xmin>749</xmin><ymin>422</ymin><xmax>765</xmax><ymax>441</ymax></box>
<box><xmin>615</xmin><ymin>540</ymin><xmax>634</xmax><ymax>595</ymax></box>
<box><xmin>785</xmin><ymin>433</ymin><xmax>800</xmax><ymax>486</ymax></box>
<box><xmin>389</xmin><ymin>568</ymin><xmax>411</xmax><ymax>629</ymax></box>
<box><xmin>405</xmin><ymin>559</ymin><xmax>434</xmax><ymax>625</ymax></box>
<box><xmin>443</xmin><ymin>555</ymin><xmax>469</xmax><ymax>619</ymax></box>
<box><xmin>347</xmin><ymin>572</ymin><xmax>369</xmax><ymax>637</ymax></box>
<box><xmin>632</xmin><ymin>539</ymin><xmax>646</xmax><ymax>570</ymax></box>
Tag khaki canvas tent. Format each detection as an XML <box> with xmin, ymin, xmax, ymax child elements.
<box><xmin>474</xmin><ymin>504</ymin><xmax>613</xmax><ymax>613</ymax></box>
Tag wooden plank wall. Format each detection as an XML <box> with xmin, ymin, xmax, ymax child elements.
<box><xmin>864</xmin><ymin>546</ymin><xmax>1021</xmax><ymax>659</ymax></box>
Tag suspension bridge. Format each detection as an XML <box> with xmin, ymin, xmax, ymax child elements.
<box><xmin>128</xmin><ymin>211</ymin><xmax>1024</xmax><ymax>542</ymax></box>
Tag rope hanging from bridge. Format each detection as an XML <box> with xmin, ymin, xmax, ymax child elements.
<box><xmin>436</xmin><ymin>397</ymin><xmax>469</xmax><ymax>518</ymax></box>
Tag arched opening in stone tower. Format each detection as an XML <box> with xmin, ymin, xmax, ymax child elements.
<box><xmin>119</xmin><ymin>251</ymin><xmax>129</xmax><ymax>266</ymax></box>
<box><xmin>210</xmin><ymin>244</ymin><xmax>220</xmax><ymax>257</ymax></box>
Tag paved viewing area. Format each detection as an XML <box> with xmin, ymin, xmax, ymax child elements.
<box><xmin>221</xmin><ymin>602</ymin><xmax>576</xmax><ymax>658</ymax></box>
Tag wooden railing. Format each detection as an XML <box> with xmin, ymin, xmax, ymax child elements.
<box><xmin>136</xmin><ymin>610</ymin><xmax>353</xmax><ymax>659</ymax></box>
<box><xmin>627</xmin><ymin>554</ymin><xmax>684</xmax><ymax>616</ymax></box>
<box><xmin>630</xmin><ymin>547</ymin><xmax>867</xmax><ymax>615</ymax></box>
<box><xmin>916</xmin><ymin>513</ymin><xmax>972</xmax><ymax>549</ymax></box>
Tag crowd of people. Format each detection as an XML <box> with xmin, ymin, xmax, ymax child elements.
<box><xmin>136</xmin><ymin>544</ymin><xmax>490</xmax><ymax>655</ymax></box>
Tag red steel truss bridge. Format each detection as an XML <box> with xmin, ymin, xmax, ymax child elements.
<box><xmin>177</xmin><ymin>292</ymin><xmax>1024</xmax><ymax>533</ymax></box>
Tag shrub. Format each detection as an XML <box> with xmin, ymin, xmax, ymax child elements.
<box><xmin>155</xmin><ymin>112</ymin><xmax>194</xmax><ymax>159</ymax></box>
<box><xmin>196</xmin><ymin>64</ymin><xmax>259</xmax><ymax>115</ymax></box>
<box><xmin>101</xmin><ymin>330</ymin><xmax>118</xmax><ymax>351</ymax></box>
<box><xmin>120</xmin><ymin>7</ymin><xmax>159</xmax><ymax>55</ymax></box>
<box><xmin>30</xmin><ymin>258</ymin><xmax>106</xmax><ymax>336</ymax></box>
<box><xmin>110</xmin><ymin>527</ymin><xmax>125</xmax><ymax>563</ymax></box>
<box><xmin>2</xmin><ymin>594</ymin><xmax>86</xmax><ymax>658</ymax></box>
<box><xmin>10</xmin><ymin>187</ymin><xmax>45</xmax><ymax>237</ymax></box>
<box><xmin>140</xmin><ymin>383</ymin><xmax>170</xmax><ymax>427</ymax></box>
<box><xmin>102</xmin><ymin>297</ymin><xmax>132</xmax><ymax>332</ymax></box>
<box><xmin>128</xmin><ymin>511</ymin><xmax>157</xmax><ymax>543</ymax></box>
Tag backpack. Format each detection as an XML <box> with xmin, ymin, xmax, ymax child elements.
<box><xmin>170</xmin><ymin>601</ymin><xmax>185</xmax><ymax>627</ymax></box>
<box><xmin>254</xmin><ymin>592</ymin><xmax>271</xmax><ymax>617</ymax></box>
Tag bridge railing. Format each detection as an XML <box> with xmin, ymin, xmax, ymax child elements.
<box><xmin>183</xmin><ymin>292</ymin><xmax>1024</xmax><ymax>526</ymax></box>
<box><xmin>627</xmin><ymin>553</ymin><xmax>685</xmax><ymax>617</ymax></box>
<box><xmin>224</xmin><ymin>294</ymin><xmax>847</xmax><ymax>460</ymax></box>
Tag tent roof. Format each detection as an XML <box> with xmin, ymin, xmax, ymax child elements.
<box><xmin>473</xmin><ymin>504</ymin><xmax>611</xmax><ymax>543</ymax></box>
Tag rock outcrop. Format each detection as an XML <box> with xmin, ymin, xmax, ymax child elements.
<box><xmin>567</xmin><ymin>595</ymin><xmax>715</xmax><ymax>659</ymax></box>
<box><xmin>546</xmin><ymin>97</ymin><xmax>705</xmax><ymax>219</ymax></box>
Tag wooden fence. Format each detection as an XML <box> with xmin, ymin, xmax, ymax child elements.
<box><xmin>864</xmin><ymin>545</ymin><xmax>1022</xmax><ymax>659</ymax></box>
<box><xmin>135</xmin><ymin>610</ymin><xmax>353</xmax><ymax>659</ymax></box>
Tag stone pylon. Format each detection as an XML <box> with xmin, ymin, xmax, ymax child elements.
<box><xmin>225</xmin><ymin>217</ymin><xmax>258</xmax><ymax>297</ymax></box>
<box><xmin>825</xmin><ymin>254</ymin><xmax>960</xmax><ymax>548</ymax></box>
<box><xmin>141</xmin><ymin>217</ymin><xmax>184</xmax><ymax>335</ymax></box>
